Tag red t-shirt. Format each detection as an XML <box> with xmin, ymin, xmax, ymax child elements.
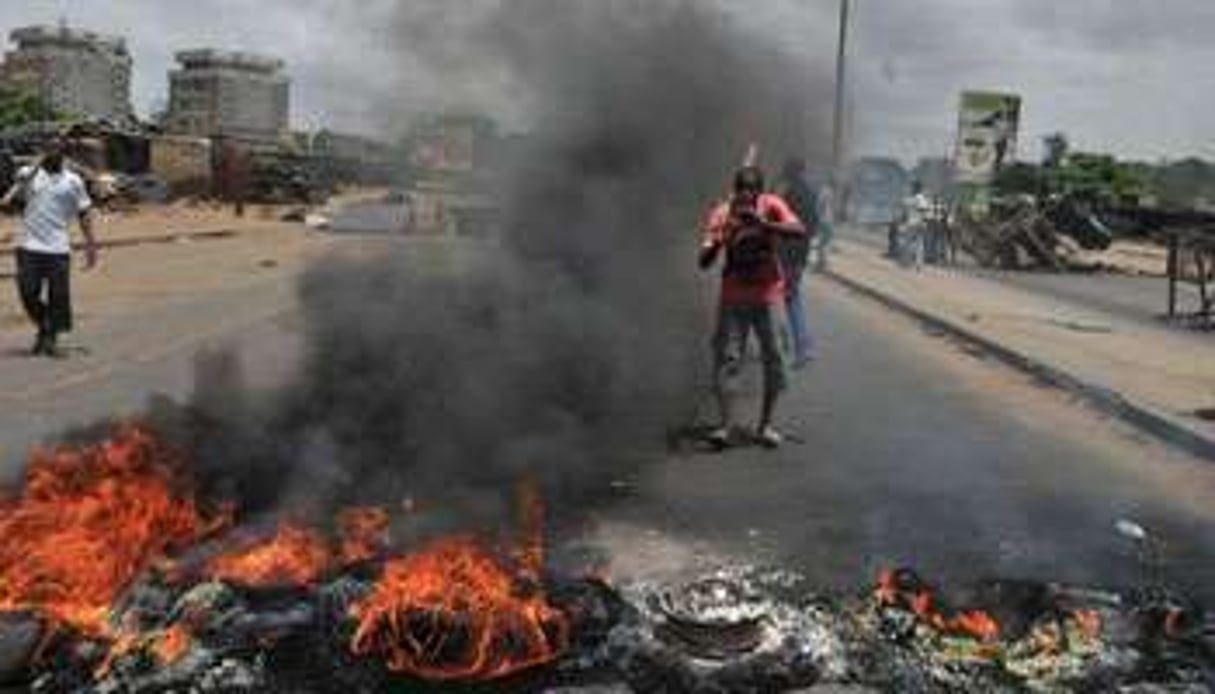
<box><xmin>702</xmin><ymin>193</ymin><xmax>804</xmax><ymax>306</ymax></box>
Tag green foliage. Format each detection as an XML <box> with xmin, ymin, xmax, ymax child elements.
<box><xmin>992</xmin><ymin>162</ymin><xmax>1042</xmax><ymax>197</ymax></box>
<box><xmin>1041</xmin><ymin>132</ymin><xmax>1069</xmax><ymax>168</ymax></box>
<box><xmin>1050</xmin><ymin>152</ymin><xmax>1146</xmax><ymax>203</ymax></box>
<box><xmin>1148</xmin><ymin>157</ymin><xmax>1215</xmax><ymax>207</ymax></box>
<box><xmin>993</xmin><ymin>132</ymin><xmax>1146</xmax><ymax>205</ymax></box>
<box><xmin>993</xmin><ymin>132</ymin><xmax>1215</xmax><ymax>209</ymax></box>
<box><xmin>0</xmin><ymin>86</ymin><xmax>59</xmax><ymax>129</ymax></box>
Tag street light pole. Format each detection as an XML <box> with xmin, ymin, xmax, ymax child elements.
<box><xmin>831</xmin><ymin>0</ymin><xmax>851</xmax><ymax>199</ymax></box>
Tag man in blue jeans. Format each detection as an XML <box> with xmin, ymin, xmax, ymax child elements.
<box><xmin>776</xmin><ymin>158</ymin><xmax>817</xmax><ymax>367</ymax></box>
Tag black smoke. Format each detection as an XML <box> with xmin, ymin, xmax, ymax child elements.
<box><xmin>164</xmin><ymin>0</ymin><xmax>832</xmax><ymax>527</ymax></box>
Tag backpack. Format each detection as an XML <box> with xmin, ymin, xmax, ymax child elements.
<box><xmin>724</xmin><ymin>202</ymin><xmax>774</xmax><ymax>284</ymax></box>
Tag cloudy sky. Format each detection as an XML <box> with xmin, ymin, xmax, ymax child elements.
<box><xmin>4</xmin><ymin>0</ymin><xmax>1213</xmax><ymax>164</ymax></box>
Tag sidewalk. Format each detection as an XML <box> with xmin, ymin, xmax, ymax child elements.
<box><xmin>825</xmin><ymin>237</ymin><xmax>1215</xmax><ymax>460</ymax></box>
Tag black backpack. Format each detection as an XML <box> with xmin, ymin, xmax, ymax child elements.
<box><xmin>724</xmin><ymin>216</ymin><xmax>773</xmax><ymax>284</ymax></box>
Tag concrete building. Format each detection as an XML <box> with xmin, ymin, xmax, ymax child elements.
<box><xmin>166</xmin><ymin>50</ymin><xmax>289</xmax><ymax>139</ymax></box>
<box><xmin>0</xmin><ymin>24</ymin><xmax>133</xmax><ymax>123</ymax></box>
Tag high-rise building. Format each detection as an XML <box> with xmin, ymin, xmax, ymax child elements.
<box><xmin>166</xmin><ymin>50</ymin><xmax>289</xmax><ymax>139</ymax></box>
<box><xmin>0</xmin><ymin>24</ymin><xmax>133</xmax><ymax>123</ymax></box>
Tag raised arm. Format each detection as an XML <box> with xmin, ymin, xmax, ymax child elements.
<box><xmin>0</xmin><ymin>166</ymin><xmax>33</xmax><ymax>214</ymax></box>
<box><xmin>699</xmin><ymin>203</ymin><xmax>728</xmax><ymax>269</ymax></box>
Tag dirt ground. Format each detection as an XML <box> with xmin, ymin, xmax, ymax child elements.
<box><xmin>0</xmin><ymin>202</ymin><xmax>337</xmax><ymax>333</ymax></box>
<box><xmin>1076</xmin><ymin>239</ymin><xmax>1170</xmax><ymax>276</ymax></box>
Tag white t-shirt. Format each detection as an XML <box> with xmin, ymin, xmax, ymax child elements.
<box><xmin>903</xmin><ymin>192</ymin><xmax>932</xmax><ymax>227</ymax></box>
<box><xmin>15</xmin><ymin>166</ymin><xmax>92</xmax><ymax>255</ymax></box>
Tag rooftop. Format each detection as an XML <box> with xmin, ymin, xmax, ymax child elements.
<box><xmin>9</xmin><ymin>25</ymin><xmax>128</xmax><ymax>55</ymax></box>
<box><xmin>174</xmin><ymin>49</ymin><xmax>285</xmax><ymax>74</ymax></box>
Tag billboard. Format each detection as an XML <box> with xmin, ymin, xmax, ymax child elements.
<box><xmin>953</xmin><ymin>91</ymin><xmax>1021</xmax><ymax>185</ymax></box>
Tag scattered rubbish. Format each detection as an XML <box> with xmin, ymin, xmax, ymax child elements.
<box><xmin>304</xmin><ymin>214</ymin><xmax>331</xmax><ymax>230</ymax></box>
<box><xmin>1045</xmin><ymin>318</ymin><xmax>1114</xmax><ymax>334</ymax></box>
<box><xmin>279</xmin><ymin>207</ymin><xmax>308</xmax><ymax>223</ymax></box>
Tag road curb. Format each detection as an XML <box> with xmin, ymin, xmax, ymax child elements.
<box><xmin>823</xmin><ymin>267</ymin><xmax>1215</xmax><ymax>463</ymax></box>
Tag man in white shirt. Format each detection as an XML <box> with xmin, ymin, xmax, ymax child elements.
<box><xmin>898</xmin><ymin>181</ymin><xmax>932</xmax><ymax>270</ymax></box>
<box><xmin>1</xmin><ymin>139</ymin><xmax>98</xmax><ymax>357</ymax></box>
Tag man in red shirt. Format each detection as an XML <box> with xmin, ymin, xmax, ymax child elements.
<box><xmin>700</xmin><ymin>165</ymin><xmax>806</xmax><ymax>448</ymax></box>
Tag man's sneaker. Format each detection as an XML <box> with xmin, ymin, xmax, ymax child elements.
<box><xmin>41</xmin><ymin>333</ymin><xmax>66</xmax><ymax>359</ymax></box>
<box><xmin>706</xmin><ymin>426</ymin><xmax>731</xmax><ymax>450</ymax></box>
<box><xmin>31</xmin><ymin>331</ymin><xmax>49</xmax><ymax>356</ymax></box>
<box><xmin>756</xmin><ymin>425</ymin><xmax>783</xmax><ymax>449</ymax></box>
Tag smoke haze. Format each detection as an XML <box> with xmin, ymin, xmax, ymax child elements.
<box><xmin>163</xmin><ymin>0</ymin><xmax>833</xmax><ymax>529</ymax></box>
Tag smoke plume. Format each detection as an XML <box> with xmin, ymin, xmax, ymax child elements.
<box><xmin>165</xmin><ymin>0</ymin><xmax>833</xmax><ymax>528</ymax></box>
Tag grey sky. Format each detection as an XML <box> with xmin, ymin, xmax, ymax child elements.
<box><xmin>4</xmin><ymin>0</ymin><xmax>1212</xmax><ymax>164</ymax></box>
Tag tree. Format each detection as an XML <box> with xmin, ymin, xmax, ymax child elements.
<box><xmin>993</xmin><ymin>162</ymin><xmax>1042</xmax><ymax>197</ymax></box>
<box><xmin>1042</xmin><ymin>132</ymin><xmax>1069</xmax><ymax>168</ymax></box>
<box><xmin>1054</xmin><ymin>152</ymin><xmax>1145</xmax><ymax>204</ymax></box>
<box><xmin>0</xmin><ymin>86</ymin><xmax>59</xmax><ymax>129</ymax></box>
<box><xmin>1150</xmin><ymin>157</ymin><xmax>1215</xmax><ymax>207</ymax></box>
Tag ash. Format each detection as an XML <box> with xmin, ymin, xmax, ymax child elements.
<box><xmin>17</xmin><ymin>563</ymin><xmax>1211</xmax><ymax>693</ymax></box>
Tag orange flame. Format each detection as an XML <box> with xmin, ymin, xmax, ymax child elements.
<box><xmin>0</xmin><ymin>426</ymin><xmax>220</xmax><ymax>637</ymax></box>
<box><xmin>338</xmin><ymin>506</ymin><xmax>390</xmax><ymax>565</ymax></box>
<box><xmin>349</xmin><ymin>481</ymin><xmax>567</xmax><ymax>681</ymax></box>
<box><xmin>207</xmin><ymin>523</ymin><xmax>333</xmax><ymax>588</ymax></box>
<box><xmin>349</xmin><ymin>537</ymin><xmax>569</xmax><ymax>681</ymax></box>
<box><xmin>152</xmin><ymin>624</ymin><xmax>193</xmax><ymax>665</ymax></box>
<box><xmin>876</xmin><ymin>569</ymin><xmax>1002</xmax><ymax>643</ymax></box>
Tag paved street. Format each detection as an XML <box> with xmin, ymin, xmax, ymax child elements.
<box><xmin>587</xmin><ymin>279</ymin><xmax>1215</xmax><ymax>603</ymax></box>
<box><xmin>1</xmin><ymin>240</ymin><xmax>1212</xmax><ymax>606</ymax></box>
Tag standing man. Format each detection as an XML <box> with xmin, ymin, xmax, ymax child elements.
<box><xmin>775</xmin><ymin>158</ymin><xmax>817</xmax><ymax>367</ymax></box>
<box><xmin>898</xmin><ymin>180</ymin><xmax>931</xmax><ymax>270</ymax></box>
<box><xmin>814</xmin><ymin>182</ymin><xmax>836</xmax><ymax>272</ymax></box>
<box><xmin>1</xmin><ymin>138</ymin><xmax>98</xmax><ymax>357</ymax></box>
<box><xmin>700</xmin><ymin>165</ymin><xmax>806</xmax><ymax>449</ymax></box>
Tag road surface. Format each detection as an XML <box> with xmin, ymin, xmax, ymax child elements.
<box><xmin>594</xmin><ymin>276</ymin><xmax>1215</xmax><ymax>603</ymax></box>
<box><xmin>1</xmin><ymin>237</ymin><xmax>1211</xmax><ymax>605</ymax></box>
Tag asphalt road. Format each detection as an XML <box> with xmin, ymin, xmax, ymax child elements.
<box><xmin>1</xmin><ymin>241</ymin><xmax>1212</xmax><ymax>605</ymax></box>
<box><xmin>592</xmin><ymin>275</ymin><xmax>1215</xmax><ymax>603</ymax></box>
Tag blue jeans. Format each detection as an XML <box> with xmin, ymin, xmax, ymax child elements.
<box><xmin>784</xmin><ymin>272</ymin><xmax>812</xmax><ymax>361</ymax></box>
<box><xmin>898</xmin><ymin>223</ymin><xmax>924</xmax><ymax>268</ymax></box>
<box><xmin>815</xmin><ymin>222</ymin><xmax>834</xmax><ymax>271</ymax></box>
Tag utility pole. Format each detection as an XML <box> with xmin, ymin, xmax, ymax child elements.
<box><xmin>831</xmin><ymin>0</ymin><xmax>852</xmax><ymax>200</ymax></box>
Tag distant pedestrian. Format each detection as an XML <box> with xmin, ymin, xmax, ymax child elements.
<box><xmin>1</xmin><ymin>138</ymin><xmax>98</xmax><ymax>357</ymax></box>
<box><xmin>898</xmin><ymin>181</ymin><xmax>931</xmax><ymax>270</ymax></box>
<box><xmin>699</xmin><ymin>165</ymin><xmax>807</xmax><ymax>449</ymax></box>
<box><xmin>814</xmin><ymin>182</ymin><xmax>836</xmax><ymax>272</ymax></box>
<box><xmin>775</xmin><ymin>158</ymin><xmax>817</xmax><ymax>367</ymax></box>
